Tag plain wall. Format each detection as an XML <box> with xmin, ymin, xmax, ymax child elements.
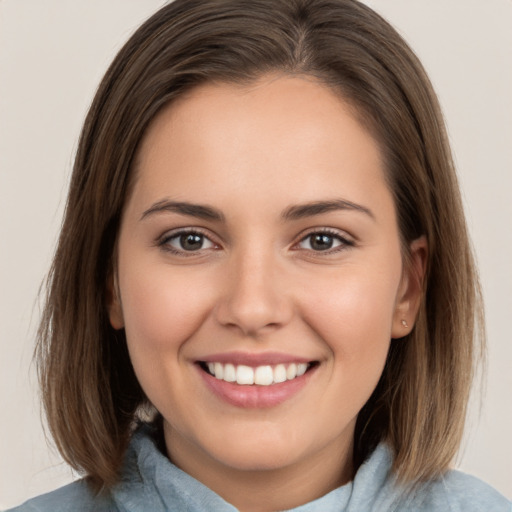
<box><xmin>1</xmin><ymin>0</ymin><xmax>511</xmax><ymax>508</ymax></box>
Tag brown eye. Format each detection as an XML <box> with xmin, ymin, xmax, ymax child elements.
<box><xmin>297</xmin><ymin>231</ymin><xmax>352</xmax><ymax>252</ymax></box>
<box><xmin>163</xmin><ymin>231</ymin><xmax>215</xmax><ymax>252</ymax></box>
<box><xmin>310</xmin><ymin>234</ymin><xmax>335</xmax><ymax>251</ymax></box>
<box><xmin>180</xmin><ymin>233</ymin><xmax>205</xmax><ymax>251</ymax></box>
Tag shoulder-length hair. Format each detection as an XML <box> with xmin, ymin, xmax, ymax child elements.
<box><xmin>37</xmin><ymin>0</ymin><xmax>484</xmax><ymax>492</ymax></box>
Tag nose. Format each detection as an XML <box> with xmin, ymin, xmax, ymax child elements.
<box><xmin>214</xmin><ymin>248</ymin><xmax>294</xmax><ymax>337</ymax></box>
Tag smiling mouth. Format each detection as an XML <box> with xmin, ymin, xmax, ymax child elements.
<box><xmin>198</xmin><ymin>361</ymin><xmax>319</xmax><ymax>386</ymax></box>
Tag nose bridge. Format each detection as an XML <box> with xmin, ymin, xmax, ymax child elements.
<box><xmin>216</xmin><ymin>241</ymin><xmax>292</xmax><ymax>336</ymax></box>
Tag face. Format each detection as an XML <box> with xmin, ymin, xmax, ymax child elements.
<box><xmin>110</xmin><ymin>75</ymin><xmax>424</xmax><ymax>498</ymax></box>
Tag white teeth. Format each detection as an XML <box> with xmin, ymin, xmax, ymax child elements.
<box><xmin>297</xmin><ymin>363</ymin><xmax>308</xmax><ymax>377</ymax></box>
<box><xmin>236</xmin><ymin>365</ymin><xmax>254</xmax><ymax>385</ymax></box>
<box><xmin>223</xmin><ymin>363</ymin><xmax>236</xmax><ymax>382</ymax></box>
<box><xmin>286</xmin><ymin>363</ymin><xmax>298</xmax><ymax>380</ymax></box>
<box><xmin>273</xmin><ymin>364</ymin><xmax>287</xmax><ymax>383</ymax></box>
<box><xmin>254</xmin><ymin>365</ymin><xmax>273</xmax><ymax>386</ymax></box>
<box><xmin>214</xmin><ymin>362</ymin><xmax>224</xmax><ymax>380</ymax></box>
<box><xmin>205</xmin><ymin>361</ymin><xmax>312</xmax><ymax>385</ymax></box>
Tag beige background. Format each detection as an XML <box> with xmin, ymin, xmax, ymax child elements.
<box><xmin>1</xmin><ymin>0</ymin><xmax>511</xmax><ymax>508</ymax></box>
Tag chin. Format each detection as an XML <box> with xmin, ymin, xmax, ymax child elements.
<box><xmin>216</xmin><ymin>447</ymin><xmax>300</xmax><ymax>472</ymax></box>
<box><xmin>205</xmin><ymin>429</ymin><xmax>311</xmax><ymax>472</ymax></box>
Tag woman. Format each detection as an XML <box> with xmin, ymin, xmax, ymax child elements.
<box><xmin>8</xmin><ymin>0</ymin><xmax>511</xmax><ymax>510</ymax></box>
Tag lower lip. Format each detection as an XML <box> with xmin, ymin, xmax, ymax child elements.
<box><xmin>197</xmin><ymin>365</ymin><xmax>317</xmax><ymax>408</ymax></box>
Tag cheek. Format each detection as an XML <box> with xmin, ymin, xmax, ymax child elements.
<box><xmin>299</xmin><ymin>265</ymin><xmax>400</xmax><ymax>379</ymax></box>
<box><xmin>303</xmin><ymin>276</ymin><xmax>396</xmax><ymax>426</ymax></box>
<box><xmin>306</xmin><ymin>271</ymin><xmax>397</xmax><ymax>337</ymax></box>
<box><xmin>119</xmin><ymin>264</ymin><xmax>214</xmax><ymax>357</ymax></box>
<box><xmin>117</xmin><ymin>264</ymin><xmax>218</xmax><ymax>422</ymax></box>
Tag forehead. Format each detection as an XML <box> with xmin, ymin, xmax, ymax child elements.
<box><xmin>130</xmin><ymin>75</ymin><xmax>392</xmax><ymax>219</ymax></box>
<box><xmin>140</xmin><ymin>75</ymin><xmax>376</xmax><ymax>160</ymax></box>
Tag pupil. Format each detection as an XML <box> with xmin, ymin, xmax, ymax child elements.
<box><xmin>180</xmin><ymin>233</ymin><xmax>203</xmax><ymax>251</ymax></box>
<box><xmin>311</xmin><ymin>234</ymin><xmax>333</xmax><ymax>251</ymax></box>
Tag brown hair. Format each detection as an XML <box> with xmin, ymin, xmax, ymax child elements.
<box><xmin>37</xmin><ymin>0</ymin><xmax>484</xmax><ymax>492</ymax></box>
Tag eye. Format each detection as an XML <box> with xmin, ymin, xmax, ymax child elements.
<box><xmin>297</xmin><ymin>230</ymin><xmax>353</xmax><ymax>252</ymax></box>
<box><xmin>160</xmin><ymin>230</ymin><xmax>216</xmax><ymax>253</ymax></box>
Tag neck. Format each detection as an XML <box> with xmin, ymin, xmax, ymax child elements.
<box><xmin>164</xmin><ymin>424</ymin><xmax>354</xmax><ymax>512</ymax></box>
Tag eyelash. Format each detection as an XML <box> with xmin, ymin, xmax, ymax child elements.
<box><xmin>157</xmin><ymin>227</ymin><xmax>354</xmax><ymax>256</ymax></box>
<box><xmin>157</xmin><ymin>228</ymin><xmax>218</xmax><ymax>256</ymax></box>
<box><xmin>294</xmin><ymin>228</ymin><xmax>354</xmax><ymax>254</ymax></box>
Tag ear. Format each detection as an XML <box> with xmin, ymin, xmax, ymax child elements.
<box><xmin>391</xmin><ymin>236</ymin><xmax>428</xmax><ymax>339</ymax></box>
<box><xmin>106</xmin><ymin>272</ymin><xmax>124</xmax><ymax>330</ymax></box>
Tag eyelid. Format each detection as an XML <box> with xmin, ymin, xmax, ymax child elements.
<box><xmin>156</xmin><ymin>227</ymin><xmax>221</xmax><ymax>255</ymax></box>
<box><xmin>155</xmin><ymin>226</ymin><xmax>354</xmax><ymax>256</ymax></box>
<box><xmin>292</xmin><ymin>227</ymin><xmax>355</xmax><ymax>252</ymax></box>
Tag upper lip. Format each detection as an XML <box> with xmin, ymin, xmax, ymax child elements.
<box><xmin>197</xmin><ymin>351</ymin><xmax>315</xmax><ymax>366</ymax></box>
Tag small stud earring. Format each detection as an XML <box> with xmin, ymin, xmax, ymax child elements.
<box><xmin>401</xmin><ymin>319</ymin><xmax>409</xmax><ymax>328</ymax></box>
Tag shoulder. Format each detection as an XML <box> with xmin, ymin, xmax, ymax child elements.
<box><xmin>430</xmin><ymin>469</ymin><xmax>511</xmax><ymax>512</ymax></box>
<box><xmin>401</xmin><ymin>469</ymin><xmax>512</xmax><ymax>512</ymax></box>
<box><xmin>358</xmin><ymin>444</ymin><xmax>511</xmax><ymax>512</ymax></box>
<box><xmin>4</xmin><ymin>480</ymin><xmax>115</xmax><ymax>512</ymax></box>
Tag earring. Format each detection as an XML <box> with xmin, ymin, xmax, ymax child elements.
<box><xmin>401</xmin><ymin>319</ymin><xmax>409</xmax><ymax>328</ymax></box>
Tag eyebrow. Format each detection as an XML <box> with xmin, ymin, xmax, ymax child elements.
<box><xmin>282</xmin><ymin>199</ymin><xmax>375</xmax><ymax>221</ymax></box>
<box><xmin>140</xmin><ymin>200</ymin><xmax>225</xmax><ymax>222</ymax></box>
<box><xmin>140</xmin><ymin>198</ymin><xmax>374</xmax><ymax>223</ymax></box>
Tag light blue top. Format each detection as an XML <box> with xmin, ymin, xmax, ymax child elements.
<box><xmin>7</xmin><ymin>424</ymin><xmax>511</xmax><ymax>512</ymax></box>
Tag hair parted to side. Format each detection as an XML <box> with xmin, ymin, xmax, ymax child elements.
<box><xmin>37</xmin><ymin>0</ymin><xmax>484</xmax><ymax>493</ymax></box>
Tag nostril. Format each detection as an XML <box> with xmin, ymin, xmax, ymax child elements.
<box><xmin>213</xmin><ymin>273</ymin><xmax>294</xmax><ymax>335</ymax></box>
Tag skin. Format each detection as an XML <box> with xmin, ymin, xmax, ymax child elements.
<box><xmin>109</xmin><ymin>75</ymin><xmax>426</xmax><ymax>512</ymax></box>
